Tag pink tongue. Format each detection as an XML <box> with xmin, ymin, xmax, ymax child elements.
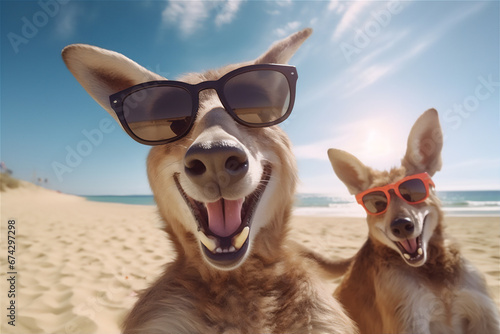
<box><xmin>206</xmin><ymin>199</ymin><xmax>244</xmax><ymax>237</ymax></box>
<box><xmin>401</xmin><ymin>238</ymin><xmax>418</xmax><ymax>254</ymax></box>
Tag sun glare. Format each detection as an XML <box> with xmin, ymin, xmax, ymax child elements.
<box><xmin>357</xmin><ymin>120</ymin><xmax>406</xmax><ymax>169</ymax></box>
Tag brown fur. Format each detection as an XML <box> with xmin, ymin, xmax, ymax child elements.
<box><xmin>326</xmin><ymin>109</ymin><xmax>500</xmax><ymax>333</ymax></box>
<box><xmin>63</xmin><ymin>29</ymin><xmax>358</xmax><ymax>334</ymax></box>
<box><xmin>123</xmin><ymin>248</ymin><xmax>352</xmax><ymax>333</ymax></box>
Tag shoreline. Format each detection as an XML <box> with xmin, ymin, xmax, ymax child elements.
<box><xmin>292</xmin><ymin>206</ymin><xmax>500</xmax><ymax>218</ymax></box>
<box><xmin>79</xmin><ymin>194</ymin><xmax>500</xmax><ymax>218</ymax></box>
<box><xmin>1</xmin><ymin>184</ymin><xmax>499</xmax><ymax>334</ymax></box>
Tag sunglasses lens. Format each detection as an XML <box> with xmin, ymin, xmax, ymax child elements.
<box><xmin>362</xmin><ymin>191</ymin><xmax>388</xmax><ymax>214</ymax></box>
<box><xmin>224</xmin><ymin>70</ymin><xmax>291</xmax><ymax>125</ymax></box>
<box><xmin>122</xmin><ymin>86</ymin><xmax>193</xmax><ymax>142</ymax></box>
<box><xmin>399</xmin><ymin>179</ymin><xmax>427</xmax><ymax>202</ymax></box>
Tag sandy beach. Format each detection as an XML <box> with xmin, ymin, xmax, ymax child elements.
<box><xmin>1</xmin><ymin>182</ymin><xmax>499</xmax><ymax>334</ymax></box>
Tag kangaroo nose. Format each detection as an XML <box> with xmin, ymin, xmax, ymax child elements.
<box><xmin>184</xmin><ymin>140</ymin><xmax>249</xmax><ymax>191</ymax></box>
<box><xmin>390</xmin><ymin>217</ymin><xmax>415</xmax><ymax>238</ymax></box>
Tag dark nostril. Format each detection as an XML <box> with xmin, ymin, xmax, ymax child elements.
<box><xmin>391</xmin><ymin>218</ymin><xmax>414</xmax><ymax>237</ymax></box>
<box><xmin>225</xmin><ymin>156</ymin><xmax>248</xmax><ymax>174</ymax></box>
<box><xmin>183</xmin><ymin>140</ymin><xmax>249</xmax><ymax>187</ymax></box>
<box><xmin>185</xmin><ymin>159</ymin><xmax>206</xmax><ymax>176</ymax></box>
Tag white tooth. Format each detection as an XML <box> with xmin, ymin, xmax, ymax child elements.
<box><xmin>417</xmin><ymin>248</ymin><xmax>423</xmax><ymax>255</ymax></box>
<box><xmin>404</xmin><ymin>253</ymin><xmax>411</xmax><ymax>260</ymax></box>
<box><xmin>222</xmin><ymin>248</ymin><xmax>229</xmax><ymax>253</ymax></box>
<box><xmin>232</xmin><ymin>226</ymin><xmax>250</xmax><ymax>250</ymax></box>
<box><xmin>229</xmin><ymin>246</ymin><xmax>236</xmax><ymax>253</ymax></box>
<box><xmin>216</xmin><ymin>247</ymin><xmax>222</xmax><ymax>254</ymax></box>
<box><xmin>198</xmin><ymin>231</ymin><xmax>217</xmax><ymax>252</ymax></box>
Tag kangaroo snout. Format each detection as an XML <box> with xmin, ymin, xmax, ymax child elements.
<box><xmin>184</xmin><ymin>139</ymin><xmax>249</xmax><ymax>195</ymax></box>
<box><xmin>390</xmin><ymin>217</ymin><xmax>415</xmax><ymax>238</ymax></box>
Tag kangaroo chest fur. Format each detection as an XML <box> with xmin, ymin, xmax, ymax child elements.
<box><xmin>124</xmin><ymin>254</ymin><xmax>353</xmax><ymax>334</ymax></box>
<box><xmin>337</xmin><ymin>238</ymin><xmax>498</xmax><ymax>334</ymax></box>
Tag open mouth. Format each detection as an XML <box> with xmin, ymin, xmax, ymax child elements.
<box><xmin>174</xmin><ymin>164</ymin><xmax>272</xmax><ymax>267</ymax></box>
<box><xmin>393</xmin><ymin>233</ymin><xmax>424</xmax><ymax>264</ymax></box>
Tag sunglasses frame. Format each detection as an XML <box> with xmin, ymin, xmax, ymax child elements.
<box><xmin>109</xmin><ymin>64</ymin><xmax>298</xmax><ymax>146</ymax></box>
<box><xmin>355</xmin><ymin>172</ymin><xmax>435</xmax><ymax>216</ymax></box>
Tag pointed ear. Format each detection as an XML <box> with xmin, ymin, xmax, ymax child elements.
<box><xmin>402</xmin><ymin>108</ymin><xmax>443</xmax><ymax>176</ymax></box>
<box><xmin>62</xmin><ymin>44</ymin><xmax>164</xmax><ymax>124</ymax></box>
<box><xmin>327</xmin><ymin>148</ymin><xmax>372</xmax><ymax>195</ymax></box>
<box><xmin>255</xmin><ymin>28</ymin><xmax>312</xmax><ymax>64</ymax></box>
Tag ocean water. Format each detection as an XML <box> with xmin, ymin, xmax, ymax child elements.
<box><xmin>85</xmin><ymin>191</ymin><xmax>500</xmax><ymax>217</ymax></box>
<box><xmin>293</xmin><ymin>191</ymin><xmax>500</xmax><ymax>217</ymax></box>
<box><xmin>85</xmin><ymin>195</ymin><xmax>156</xmax><ymax>206</ymax></box>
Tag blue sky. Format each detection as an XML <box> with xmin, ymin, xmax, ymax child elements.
<box><xmin>1</xmin><ymin>0</ymin><xmax>499</xmax><ymax>196</ymax></box>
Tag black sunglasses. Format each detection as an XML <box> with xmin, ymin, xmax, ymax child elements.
<box><xmin>109</xmin><ymin>64</ymin><xmax>298</xmax><ymax>145</ymax></box>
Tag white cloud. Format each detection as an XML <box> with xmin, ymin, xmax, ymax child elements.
<box><xmin>215</xmin><ymin>0</ymin><xmax>243</xmax><ymax>27</ymax></box>
<box><xmin>322</xmin><ymin>1</ymin><xmax>488</xmax><ymax>98</ymax></box>
<box><xmin>294</xmin><ymin>139</ymin><xmax>335</xmax><ymax>161</ymax></box>
<box><xmin>350</xmin><ymin>29</ymin><xmax>409</xmax><ymax>69</ymax></box>
<box><xmin>275</xmin><ymin>0</ymin><xmax>293</xmax><ymax>7</ymax></box>
<box><xmin>297</xmin><ymin>173</ymin><xmax>353</xmax><ymax>196</ymax></box>
<box><xmin>266</xmin><ymin>9</ymin><xmax>281</xmax><ymax>16</ymax></box>
<box><xmin>309</xmin><ymin>17</ymin><xmax>318</xmax><ymax>26</ymax></box>
<box><xmin>343</xmin><ymin>63</ymin><xmax>392</xmax><ymax>96</ymax></box>
<box><xmin>54</xmin><ymin>4</ymin><xmax>80</xmax><ymax>39</ymax></box>
<box><xmin>264</xmin><ymin>0</ymin><xmax>293</xmax><ymax>16</ymax></box>
<box><xmin>327</xmin><ymin>0</ymin><xmax>345</xmax><ymax>14</ymax></box>
<box><xmin>162</xmin><ymin>2</ymin><xmax>209</xmax><ymax>36</ymax></box>
<box><xmin>338</xmin><ymin>34</ymin><xmax>428</xmax><ymax>96</ymax></box>
<box><xmin>331</xmin><ymin>1</ymin><xmax>374</xmax><ymax>42</ymax></box>
<box><xmin>162</xmin><ymin>0</ymin><xmax>243</xmax><ymax>36</ymax></box>
<box><xmin>274</xmin><ymin>21</ymin><xmax>302</xmax><ymax>37</ymax></box>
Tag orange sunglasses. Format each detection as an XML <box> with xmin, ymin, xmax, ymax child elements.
<box><xmin>355</xmin><ymin>173</ymin><xmax>435</xmax><ymax>215</ymax></box>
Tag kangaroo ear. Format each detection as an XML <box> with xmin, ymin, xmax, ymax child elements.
<box><xmin>327</xmin><ymin>148</ymin><xmax>372</xmax><ymax>195</ymax></box>
<box><xmin>255</xmin><ymin>28</ymin><xmax>312</xmax><ymax>64</ymax></box>
<box><xmin>62</xmin><ymin>44</ymin><xmax>164</xmax><ymax>124</ymax></box>
<box><xmin>402</xmin><ymin>109</ymin><xmax>443</xmax><ymax>176</ymax></box>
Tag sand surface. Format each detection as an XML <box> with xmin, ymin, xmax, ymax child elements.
<box><xmin>1</xmin><ymin>183</ymin><xmax>499</xmax><ymax>333</ymax></box>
